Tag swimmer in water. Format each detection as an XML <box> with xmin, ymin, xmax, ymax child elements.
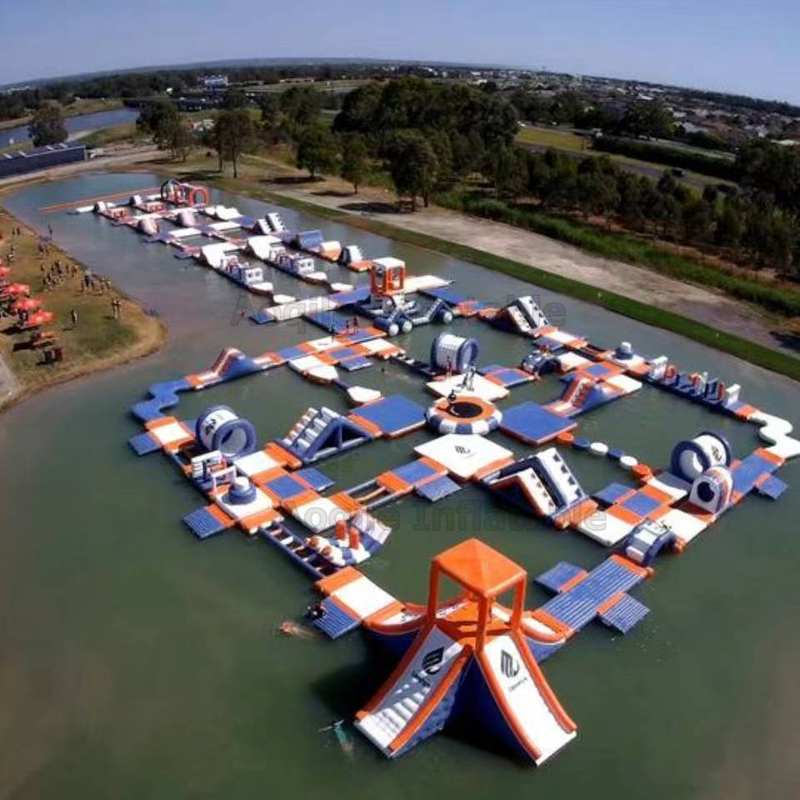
<box><xmin>319</xmin><ymin>720</ymin><xmax>355</xmax><ymax>757</ymax></box>
<box><xmin>278</xmin><ymin>621</ymin><xmax>317</xmax><ymax>639</ymax></box>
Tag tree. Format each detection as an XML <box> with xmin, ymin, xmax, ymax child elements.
<box><xmin>715</xmin><ymin>200</ymin><xmax>744</xmax><ymax>250</ymax></box>
<box><xmin>280</xmin><ymin>86</ymin><xmax>324</xmax><ymax>132</ymax></box>
<box><xmin>214</xmin><ymin>108</ymin><xmax>255</xmax><ymax>178</ymax></box>
<box><xmin>682</xmin><ymin>197</ymin><xmax>712</xmax><ymax>243</ymax></box>
<box><xmin>28</xmin><ymin>103</ymin><xmax>67</xmax><ymax>147</ymax></box>
<box><xmin>165</xmin><ymin>118</ymin><xmax>191</xmax><ymax>162</ymax></box>
<box><xmin>385</xmin><ymin>131</ymin><xmax>438</xmax><ymax>211</ymax></box>
<box><xmin>618</xmin><ymin>100</ymin><xmax>674</xmax><ymax>139</ymax></box>
<box><xmin>490</xmin><ymin>147</ymin><xmax>527</xmax><ymax>198</ymax></box>
<box><xmin>137</xmin><ymin>100</ymin><xmax>180</xmax><ymax>149</ymax></box>
<box><xmin>340</xmin><ymin>133</ymin><xmax>368</xmax><ymax>193</ymax></box>
<box><xmin>296</xmin><ymin>123</ymin><xmax>338</xmax><ymax>179</ymax></box>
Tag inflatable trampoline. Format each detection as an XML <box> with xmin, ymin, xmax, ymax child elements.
<box><xmin>426</xmin><ymin>395</ymin><xmax>502</xmax><ymax>435</ymax></box>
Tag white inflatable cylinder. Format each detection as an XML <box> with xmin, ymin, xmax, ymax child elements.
<box><xmin>196</xmin><ymin>405</ymin><xmax>257</xmax><ymax>458</ymax></box>
<box><xmin>670</xmin><ymin>432</ymin><xmax>732</xmax><ymax>481</ymax></box>
<box><xmin>430</xmin><ymin>333</ymin><xmax>479</xmax><ymax>373</ymax></box>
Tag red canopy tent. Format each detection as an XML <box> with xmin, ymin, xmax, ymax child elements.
<box><xmin>0</xmin><ymin>282</ymin><xmax>31</xmax><ymax>299</ymax></box>
<box><xmin>20</xmin><ymin>310</ymin><xmax>54</xmax><ymax>329</ymax></box>
<box><xmin>12</xmin><ymin>297</ymin><xmax>42</xmax><ymax>313</ymax></box>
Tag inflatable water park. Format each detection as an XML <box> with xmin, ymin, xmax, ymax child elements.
<box><xmin>74</xmin><ymin>180</ymin><xmax>799</xmax><ymax>766</ymax></box>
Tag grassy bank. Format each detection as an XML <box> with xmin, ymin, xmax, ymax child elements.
<box><xmin>151</xmin><ymin>165</ymin><xmax>800</xmax><ymax>381</ymax></box>
<box><xmin>435</xmin><ymin>190</ymin><xmax>800</xmax><ymax>319</ymax></box>
<box><xmin>0</xmin><ymin>201</ymin><xmax>165</xmax><ymax>410</ymax></box>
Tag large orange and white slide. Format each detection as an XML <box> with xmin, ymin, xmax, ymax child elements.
<box><xmin>477</xmin><ymin>632</ymin><xmax>576</xmax><ymax>765</ymax></box>
<box><xmin>355</xmin><ymin>626</ymin><xmax>470</xmax><ymax>757</ymax></box>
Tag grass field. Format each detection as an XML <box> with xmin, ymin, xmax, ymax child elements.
<box><xmin>0</xmin><ymin>202</ymin><xmax>164</xmax><ymax>408</ymax></box>
<box><xmin>516</xmin><ymin>125</ymin><xmax>590</xmax><ymax>152</ymax></box>
<box><xmin>515</xmin><ymin>125</ymin><xmax>732</xmax><ymax>188</ymax></box>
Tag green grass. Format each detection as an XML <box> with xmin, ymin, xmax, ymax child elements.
<box><xmin>0</xmin><ymin>206</ymin><xmax>163</xmax><ymax>399</ymax></box>
<box><xmin>516</xmin><ymin>125</ymin><xmax>590</xmax><ymax>152</ymax></box>
<box><xmin>162</xmin><ymin>170</ymin><xmax>800</xmax><ymax>381</ymax></box>
<box><xmin>79</xmin><ymin>123</ymin><xmax>142</xmax><ymax>148</ymax></box>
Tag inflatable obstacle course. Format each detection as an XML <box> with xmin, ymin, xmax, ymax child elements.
<box><xmin>111</xmin><ymin>182</ymin><xmax>800</xmax><ymax>766</ymax></box>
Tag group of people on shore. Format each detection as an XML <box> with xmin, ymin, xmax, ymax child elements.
<box><xmin>40</xmin><ymin>259</ymin><xmax>79</xmax><ymax>291</ymax></box>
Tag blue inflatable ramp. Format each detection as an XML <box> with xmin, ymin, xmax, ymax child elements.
<box><xmin>329</xmin><ymin>287</ymin><xmax>371</xmax><ymax>306</ymax></box>
<box><xmin>593</xmin><ymin>482</ymin><xmax>635</xmax><ymax>506</ymax></box>
<box><xmin>536</xmin><ymin>562</ymin><xmax>587</xmax><ymax>594</ymax></box>
<box><xmin>731</xmin><ymin>451</ymin><xmax>781</xmax><ymax>498</ymax></box>
<box><xmin>128</xmin><ymin>431</ymin><xmax>160</xmax><ymax>456</ymax></box>
<box><xmin>415</xmin><ymin>475</ymin><xmax>462</xmax><ymax>502</ymax></box>
<box><xmin>755</xmin><ymin>475</ymin><xmax>788</xmax><ymax>500</ymax></box>
<box><xmin>250</xmin><ymin>309</ymin><xmax>275</xmax><ymax>324</ymax></box>
<box><xmin>420</xmin><ymin>286</ymin><xmax>469</xmax><ymax>305</ymax></box>
<box><xmin>599</xmin><ymin>594</ymin><xmax>650</xmax><ymax>634</ymax></box>
<box><xmin>479</xmin><ymin>365</ymin><xmax>533</xmax><ymax>388</ymax></box>
<box><xmin>183</xmin><ymin>507</ymin><xmax>230</xmax><ymax>539</ymax></box>
<box><xmin>295</xmin><ymin>467</ymin><xmax>334</xmax><ymax>492</ymax></box>
<box><xmin>305</xmin><ymin>310</ymin><xmax>351</xmax><ymax>333</ymax></box>
<box><xmin>350</xmin><ymin>395</ymin><xmax>426</xmax><ymax>437</ymax></box>
<box><xmin>540</xmin><ymin>556</ymin><xmax>648</xmax><ymax>633</ymax></box>
<box><xmin>339</xmin><ymin>356</ymin><xmax>373</xmax><ymax>372</ymax></box>
<box><xmin>500</xmin><ymin>402</ymin><xmax>577</xmax><ymax>445</ymax></box>
<box><xmin>314</xmin><ymin>597</ymin><xmax>361</xmax><ymax>639</ymax></box>
<box><xmin>264</xmin><ymin>473</ymin><xmax>311</xmax><ymax>502</ymax></box>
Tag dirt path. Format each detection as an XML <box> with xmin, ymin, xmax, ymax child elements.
<box><xmin>265</xmin><ymin>178</ymin><xmax>790</xmax><ymax>355</ymax></box>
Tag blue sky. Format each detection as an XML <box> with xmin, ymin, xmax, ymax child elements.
<box><xmin>2</xmin><ymin>0</ymin><xmax>798</xmax><ymax>102</ymax></box>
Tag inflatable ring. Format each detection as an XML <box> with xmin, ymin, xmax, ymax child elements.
<box><xmin>426</xmin><ymin>395</ymin><xmax>502</xmax><ymax>436</ymax></box>
<box><xmin>188</xmin><ymin>186</ymin><xmax>210</xmax><ymax>207</ymax></box>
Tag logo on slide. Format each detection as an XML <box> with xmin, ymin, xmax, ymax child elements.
<box><xmin>420</xmin><ymin>647</ymin><xmax>444</xmax><ymax>675</ymax></box>
<box><xmin>500</xmin><ymin>650</ymin><xmax>520</xmax><ymax>679</ymax></box>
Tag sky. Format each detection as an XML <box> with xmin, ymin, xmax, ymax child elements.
<box><xmin>2</xmin><ymin>0</ymin><xmax>799</xmax><ymax>103</ymax></box>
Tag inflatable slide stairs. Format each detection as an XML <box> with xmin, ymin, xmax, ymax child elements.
<box><xmin>506</xmin><ymin>304</ymin><xmax>534</xmax><ymax>335</ymax></box>
<box><xmin>356</xmin><ymin>626</ymin><xmax>469</xmax><ymax>757</ymax></box>
<box><xmin>266</xmin><ymin>212</ymin><xmax>287</xmax><ymax>233</ymax></box>
<box><xmin>517</xmin><ymin>296</ymin><xmax>549</xmax><ymax>330</ymax></box>
<box><xmin>281</xmin><ymin>407</ymin><xmax>338</xmax><ymax>455</ymax></box>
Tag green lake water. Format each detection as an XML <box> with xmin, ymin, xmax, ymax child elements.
<box><xmin>1</xmin><ymin>171</ymin><xmax>799</xmax><ymax>799</ymax></box>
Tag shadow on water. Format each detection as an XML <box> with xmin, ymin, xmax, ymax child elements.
<box><xmin>310</xmin><ymin>641</ymin><xmax>397</xmax><ymax>721</ymax></box>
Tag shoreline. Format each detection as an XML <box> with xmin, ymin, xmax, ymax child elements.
<box><xmin>2</xmin><ymin>153</ymin><xmax>797</xmax><ymax>387</ymax></box>
<box><xmin>145</xmin><ymin>162</ymin><xmax>800</xmax><ymax>381</ymax></box>
<box><xmin>0</xmin><ymin>187</ymin><xmax>167</xmax><ymax>414</ymax></box>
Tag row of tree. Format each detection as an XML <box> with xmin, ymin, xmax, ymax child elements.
<box><xmin>493</xmin><ymin>148</ymin><xmax>799</xmax><ymax>274</ymax></box>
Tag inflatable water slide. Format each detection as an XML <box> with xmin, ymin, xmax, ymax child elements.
<box><xmin>353</xmin><ymin>539</ymin><xmax>577</xmax><ymax>764</ymax></box>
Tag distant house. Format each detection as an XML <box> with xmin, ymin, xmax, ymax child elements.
<box><xmin>202</xmin><ymin>74</ymin><xmax>229</xmax><ymax>91</ymax></box>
